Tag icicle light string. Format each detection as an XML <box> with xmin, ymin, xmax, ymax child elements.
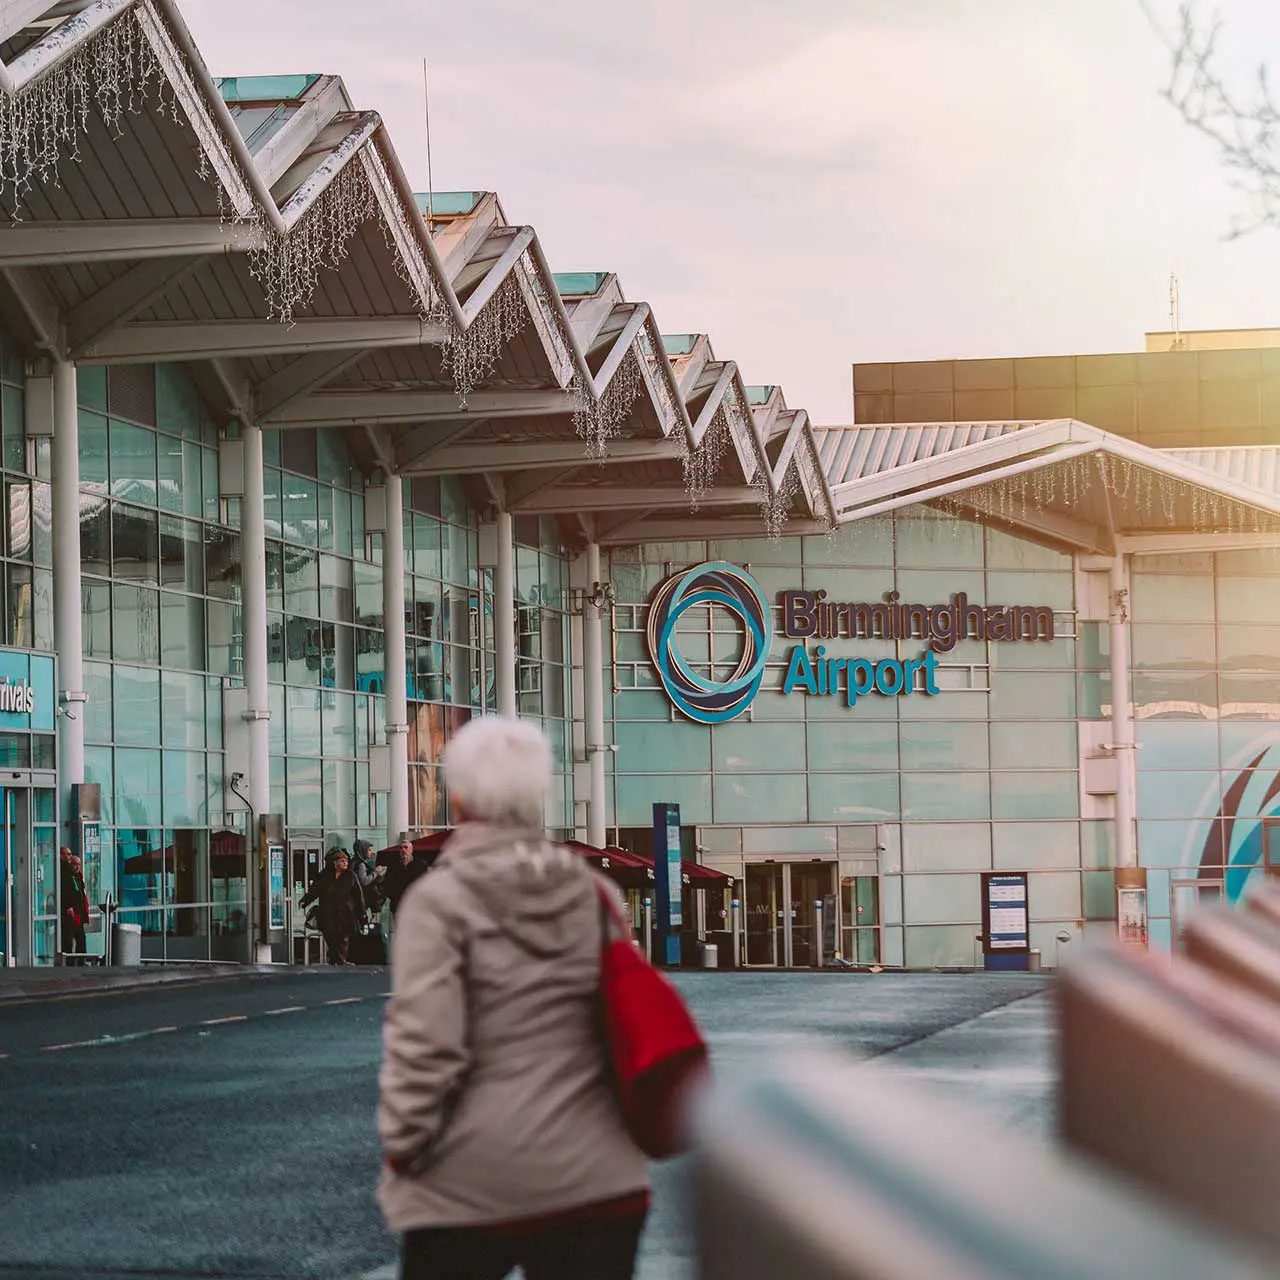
<box><xmin>440</xmin><ymin>269</ymin><xmax>529</xmax><ymax>402</ymax></box>
<box><xmin>683</xmin><ymin>407</ymin><xmax>731</xmax><ymax>512</ymax></box>
<box><xmin>0</xmin><ymin>6</ymin><xmax>187</xmax><ymax>211</ymax></box>
<box><xmin>757</xmin><ymin>460</ymin><xmax>800</xmax><ymax>541</ymax></box>
<box><xmin>573</xmin><ymin>348</ymin><xmax>643</xmax><ymax>458</ymax></box>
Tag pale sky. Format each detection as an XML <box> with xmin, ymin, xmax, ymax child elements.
<box><xmin>182</xmin><ymin>0</ymin><xmax>1279</xmax><ymax>425</ymax></box>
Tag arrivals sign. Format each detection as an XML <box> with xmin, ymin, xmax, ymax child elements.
<box><xmin>646</xmin><ymin>561</ymin><xmax>1055</xmax><ymax>725</ymax></box>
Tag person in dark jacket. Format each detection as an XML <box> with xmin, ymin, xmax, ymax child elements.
<box><xmin>382</xmin><ymin>839</ymin><xmax>428</xmax><ymax>916</ymax></box>
<box><xmin>300</xmin><ymin>849</ymin><xmax>365</xmax><ymax>965</ymax></box>
<box><xmin>59</xmin><ymin>846</ymin><xmax>89</xmax><ymax>965</ymax></box>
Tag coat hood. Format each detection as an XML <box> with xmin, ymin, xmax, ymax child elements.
<box><xmin>440</xmin><ymin>823</ymin><xmax>594</xmax><ymax>958</ymax></box>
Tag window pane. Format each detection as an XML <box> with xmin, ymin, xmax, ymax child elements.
<box><xmin>282</xmin><ymin>473</ymin><xmax>317</xmax><ymax>544</ymax></box>
<box><xmin>901</xmin><ymin>772</ymin><xmax>989</xmax><ymax>821</ymax></box>
<box><xmin>900</xmin><ymin>722</ymin><xmax>988</xmax><ymax>770</ymax></box>
<box><xmin>113</xmin><ymin>664</ymin><xmax>161</xmax><ymax>746</ymax></box>
<box><xmin>163</xmin><ymin>751</ymin><xmax>208</xmax><ymax>826</ymax></box>
<box><xmin>162</xmin><ymin>670</ymin><xmax>206</xmax><ymax>749</ymax></box>
<box><xmin>157</xmin><ymin>432</ymin><xmax>183</xmax><ymax>512</ymax></box>
<box><xmin>286</xmin><ymin>756</ymin><xmax>322</xmax><ymax>827</ymax></box>
<box><xmin>205</xmin><ymin>526</ymin><xmax>241</xmax><ymax>601</ymax></box>
<box><xmin>114</xmin><ymin>748</ymin><xmax>162</xmax><ymax>827</ymax></box>
<box><xmin>1131</xmin><ymin>623</ymin><xmax>1216</xmax><ymax>670</ymax></box>
<box><xmin>79</xmin><ymin>410</ymin><xmax>108</xmax><ymax>489</ymax></box>
<box><xmin>991</xmin><ymin>771</ymin><xmax>1078</xmax><ymax>819</ymax></box>
<box><xmin>320</xmin><ymin>554</ymin><xmax>353</xmax><ymax>622</ymax></box>
<box><xmin>160</xmin><ymin>591</ymin><xmax>205</xmax><ymax>670</ymax></box>
<box><xmin>206</xmin><ymin>601</ymin><xmax>241</xmax><ymax>677</ymax></box>
<box><xmin>202</xmin><ymin>448</ymin><xmax>219</xmax><ymax>522</ymax></box>
<box><xmin>83</xmin><ymin>579</ymin><xmax>111</xmax><ymax>658</ymax></box>
<box><xmin>79</xmin><ymin>494</ymin><xmax>111</xmax><ymax>576</ymax></box>
<box><xmin>182</xmin><ymin>441</ymin><xmax>203</xmax><ymax>519</ymax></box>
<box><xmin>112</xmin><ymin>504</ymin><xmax>159</xmax><ymax>583</ymax></box>
<box><xmin>113</xmin><ymin>585</ymin><xmax>160</xmax><ymax>663</ymax></box>
<box><xmin>284</xmin><ymin>546</ymin><xmax>318</xmax><ymax>617</ymax></box>
<box><xmin>990</xmin><ymin>722</ymin><xmax>1077</xmax><ymax>769</ymax></box>
<box><xmin>110</xmin><ymin>421</ymin><xmax>157</xmax><ymax>504</ymax></box>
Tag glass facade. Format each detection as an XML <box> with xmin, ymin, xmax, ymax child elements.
<box><xmin>608</xmin><ymin>515</ymin><xmax>1280</xmax><ymax>966</ymax></box>
<box><xmin>0</xmin><ymin>316</ymin><xmax>1275</xmax><ymax>968</ymax></box>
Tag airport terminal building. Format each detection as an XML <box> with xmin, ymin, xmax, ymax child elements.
<box><xmin>1</xmin><ymin>2</ymin><xmax>1279</xmax><ymax>969</ymax></box>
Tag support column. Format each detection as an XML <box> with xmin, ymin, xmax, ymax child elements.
<box><xmin>240</xmin><ymin>422</ymin><xmax>270</xmax><ymax>819</ymax></box>
<box><xmin>583</xmin><ymin>541</ymin><xmax>607</xmax><ymax>848</ymax></box>
<box><xmin>1109</xmin><ymin>552</ymin><xmax>1136</xmax><ymax>868</ymax></box>
<box><xmin>383</xmin><ymin>474</ymin><xmax>410</xmax><ymax>845</ymax></box>
<box><xmin>1109</xmin><ymin>551</ymin><xmax>1146</xmax><ymax>943</ymax></box>
<box><xmin>495</xmin><ymin>508</ymin><xmax>517</xmax><ymax>717</ymax></box>
<box><xmin>51</xmin><ymin>360</ymin><xmax>85</xmax><ymax>822</ymax></box>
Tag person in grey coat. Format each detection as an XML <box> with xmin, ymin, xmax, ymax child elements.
<box><xmin>378</xmin><ymin>715</ymin><xmax>649</xmax><ymax>1280</ymax></box>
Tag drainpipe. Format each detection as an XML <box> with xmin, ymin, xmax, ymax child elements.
<box><xmin>495</xmin><ymin>509</ymin><xmax>517</xmax><ymax>717</ymax></box>
<box><xmin>382</xmin><ymin>474</ymin><xmax>409</xmax><ymax>845</ymax></box>
<box><xmin>240</xmin><ymin>422</ymin><xmax>270</xmax><ymax>820</ymax></box>
<box><xmin>51</xmin><ymin>360</ymin><xmax>85</xmax><ymax>823</ymax></box>
<box><xmin>583</xmin><ymin>541</ymin><xmax>607</xmax><ymax>848</ymax></box>
<box><xmin>1109</xmin><ymin>551</ymin><xmax>1146</xmax><ymax>942</ymax></box>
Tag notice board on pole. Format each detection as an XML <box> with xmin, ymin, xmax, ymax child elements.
<box><xmin>652</xmin><ymin>801</ymin><xmax>683</xmax><ymax>965</ymax></box>
<box><xmin>981</xmin><ymin>871</ymin><xmax>1029</xmax><ymax>954</ymax></box>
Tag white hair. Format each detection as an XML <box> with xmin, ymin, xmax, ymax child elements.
<box><xmin>443</xmin><ymin>715</ymin><xmax>551</xmax><ymax>828</ymax></box>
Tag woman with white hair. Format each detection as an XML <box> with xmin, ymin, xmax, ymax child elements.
<box><xmin>377</xmin><ymin>715</ymin><xmax>649</xmax><ymax>1279</ymax></box>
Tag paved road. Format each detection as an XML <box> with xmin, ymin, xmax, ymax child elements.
<box><xmin>0</xmin><ymin>969</ymin><xmax>1052</xmax><ymax>1279</ymax></box>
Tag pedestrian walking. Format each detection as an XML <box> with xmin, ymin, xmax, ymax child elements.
<box><xmin>378</xmin><ymin>716</ymin><xmax>650</xmax><ymax>1280</ymax></box>
<box><xmin>299</xmin><ymin>848</ymin><xmax>365</xmax><ymax>966</ymax></box>
<box><xmin>59</xmin><ymin>846</ymin><xmax>88</xmax><ymax>966</ymax></box>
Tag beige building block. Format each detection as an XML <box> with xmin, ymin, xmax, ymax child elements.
<box><xmin>1014</xmin><ymin>386</ymin><xmax>1076</xmax><ymax>419</ymax></box>
<box><xmin>954</xmin><ymin>388</ymin><xmax>1016</xmax><ymax>420</ymax></box>
<box><xmin>1137</xmin><ymin>350</ymin><xmax>1197</xmax><ymax>383</ymax></box>
<box><xmin>953</xmin><ymin>358</ymin><xmax>1016</xmax><ymax>391</ymax></box>
<box><xmin>853</xmin><ymin>392</ymin><xmax>896</xmax><ymax>424</ymax></box>
<box><xmin>891</xmin><ymin>361</ymin><xmax>954</xmax><ymax>393</ymax></box>
<box><xmin>1014</xmin><ymin>356</ymin><xmax>1074</xmax><ymax>388</ymax></box>
<box><xmin>1076</xmin><ymin>384</ymin><xmax>1138</xmax><ymax>435</ymax></box>
<box><xmin>892</xmin><ymin>391</ymin><xmax>954</xmax><ymax>421</ymax></box>
<box><xmin>1197</xmin><ymin>347</ymin><xmax>1262</xmax><ymax>381</ymax></box>
<box><xmin>1076</xmin><ymin>353</ymin><xmax>1137</xmax><ymax>387</ymax></box>
<box><xmin>1198</xmin><ymin>378</ymin><xmax>1261</xmax><ymax>431</ymax></box>
<box><xmin>853</xmin><ymin>363</ymin><xmax>893</xmax><ymax>393</ymax></box>
<box><xmin>1137</xmin><ymin>381</ymin><xmax>1199</xmax><ymax>432</ymax></box>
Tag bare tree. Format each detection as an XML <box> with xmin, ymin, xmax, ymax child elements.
<box><xmin>1145</xmin><ymin>1</ymin><xmax>1279</xmax><ymax>236</ymax></box>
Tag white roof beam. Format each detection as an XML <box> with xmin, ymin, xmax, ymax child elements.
<box><xmin>253</xmin><ymin>77</ymin><xmax>349</xmax><ymax>191</ymax></box>
<box><xmin>81</xmin><ymin>317</ymin><xmax>444</xmax><ymax>363</ymax></box>
<box><xmin>597</xmin><ymin>516</ymin><xmax>827</xmax><ymax>546</ymax></box>
<box><xmin>408</xmin><ymin>437</ymin><xmax>684</xmax><ymax>476</ymax></box>
<box><xmin>393</xmin><ymin>421</ymin><xmax>478</xmax><ymax>471</ymax></box>
<box><xmin>0</xmin><ymin>219</ymin><xmax>261</xmax><ymax>267</ymax></box>
<box><xmin>1118</xmin><ymin>532</ymin><xmax>1280</xmax><ymax>555</ymax></box>
<box><xmin>505</xmin><ymin>467</ymin><xmax>580</xmax><ymax>508</ymax></box>
<box><xmin>950</xmin><ymin>494</ymin><xmax>1109</xmax><ymax>554</ymax></box>
<box><xmin>0</xmin><ymin>1</ymin><xmax>60</xmax><ymax>43</ymax></box>
<box><xmin>252</xmin><ymin>348</ymin><xmax>368</xmax><ymax>422</ymax></box>
<box><xmin>513</xmin><ymin>484</ymin><xmax>757</xmax><ymax>515</ymax></box>
<box><xmin>65</xmin><ymin>256</ymin><xmax>202</xmax><ymax>356</ymax></box>
<box><xmin>0</xmin><ymin>265</ymin><xmax>62</xmax><ymax>355</ymax></box>
<box><xmin>268</xmin><ymin>386</ymin><xmax>577</xmax><ymax>427</ymax></box>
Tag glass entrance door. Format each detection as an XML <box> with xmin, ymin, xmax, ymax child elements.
<box><xmin>0</xmin><ymin>786</ymin><xmax>36</xmax><ymax>967</ymax></box>
<box><xmin>291</xmin><ymin>841</ymin><xmax>324</xmax><ymax>964</ymax></box>
<box><xmin>744</xmin><ymin>861</ymin><xmax>839</xmax><ymax>968</ymax></box>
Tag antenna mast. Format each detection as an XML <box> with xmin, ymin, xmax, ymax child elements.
<box><xmin>422</xmin><ymin>58</ymin><xmax>436</xmax><ymax>233</ymax></box>
<box><xmin>1168</xmin><ymin>273</ymin><xmax>1183</xmax><ymax>349</ymax></box>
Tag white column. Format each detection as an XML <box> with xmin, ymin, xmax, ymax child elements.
<box><xmin>382</xmin><ymin>473</ymin><xmax>410</xmax><ymax>845</ymax></box>
<box><xmin>1109</xmin><ymin>552</ymin><xmax>1136</xmax><ymax>868</ymax></box>
<box><xmin>51</xmin><ymin>360</ymin><xmax>85</xmax><ymax>819</ymax></box>
<box><xmin>240</xmin><ymin>422</ymin><xmax>270</xmax><ymax>818</ymax></box>
<box><xmin>495</xmin><ymin>508</ymin><xmax>517</xmax><ymax>717</ymax></box>
<box><xmin>583</xmin><ymin>541</ymin><xmax>607</xmax><ymax>848</ymax></box>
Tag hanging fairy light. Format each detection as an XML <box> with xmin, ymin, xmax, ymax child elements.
<box><xmin>683</xmin><ymin>406</ymin><xmax>731</xmax><ymax>511</ymax></box>
<box><xmin>0</xmin><ymin>4</ymin><xmax>185</xmax><ymax>210</ymax></box>
<box><xmin>573</xmin><ymin>348</ymin><xmax>644</xmax><ymax>458</ymax></box>
<box><xmin>440</xmin><ymin>269</ymin><xmax>529</xmax><ymax>401</ymax></box>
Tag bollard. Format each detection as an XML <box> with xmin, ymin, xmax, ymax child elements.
<box><xmin>815</xmin><ymin>900</ymin><xmax>824</xmax><ymax>969</ymax></box>
<box><xmin>642</xmin><ymin>897</ymin><xmax>653</xmax><ymax>962</ymax></box>
<box><xmin>731</xmin><ymin>897</ymin><xmax>742</xmax><ymax>969</ymax></box>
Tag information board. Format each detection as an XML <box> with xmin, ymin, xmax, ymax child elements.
<box><xmin>267</xmin><ymin>841</ymin><xmax>286</xmax><ymax>931</ymax></box>
<box><xmin>652</xmin><ymin>802</ymin><xmax>683</xmax><ymax>965</ymax></box>
<box><xmin>981</xmin><ymin>871</ymin><xmax>1029</xmax><ymax>953</ymax></box>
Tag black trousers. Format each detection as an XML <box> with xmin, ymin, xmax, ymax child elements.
<box><xmin>401</xmin><ymin>1211</ymin><xmax>645</xmax><ymax>1280</ymax></box>
<box><xmin>64</xmin><ymin>921</ymin><xmax>86</xmax><ymax>966</ymax></box>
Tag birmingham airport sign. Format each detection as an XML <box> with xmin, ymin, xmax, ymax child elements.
<box><xmin>645</xmin><ymin>561</ymin><xmax>1055</xmax><ymax>726</ymax></box>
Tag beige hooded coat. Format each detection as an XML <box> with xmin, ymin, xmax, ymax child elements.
<box><xmin>377</xmin><ymin>822</ymin><xmax>649</xmax><ymax>1231</ymax></box>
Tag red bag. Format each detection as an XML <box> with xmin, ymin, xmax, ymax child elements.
<box><xmin>596</xmin><ymin>886</ymin><xmax>708</xmax><ymax>1159</ymax></box>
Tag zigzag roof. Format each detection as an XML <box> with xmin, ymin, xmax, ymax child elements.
<box><xmin>0</xmin><ymin>1</ymin><xmax>832</xmax><ymax>542</ymax></box>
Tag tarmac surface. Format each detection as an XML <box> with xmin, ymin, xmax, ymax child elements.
<box><xmin>0</xmin><ymin>968</ymin><xmax>1054</xmax><ymax>1279</ymax></box>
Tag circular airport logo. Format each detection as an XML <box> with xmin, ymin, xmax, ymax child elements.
<box><xmin>646</xmin><ymin>561</ymin><xmax>772</xmax><ymax>725</ymax></box>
